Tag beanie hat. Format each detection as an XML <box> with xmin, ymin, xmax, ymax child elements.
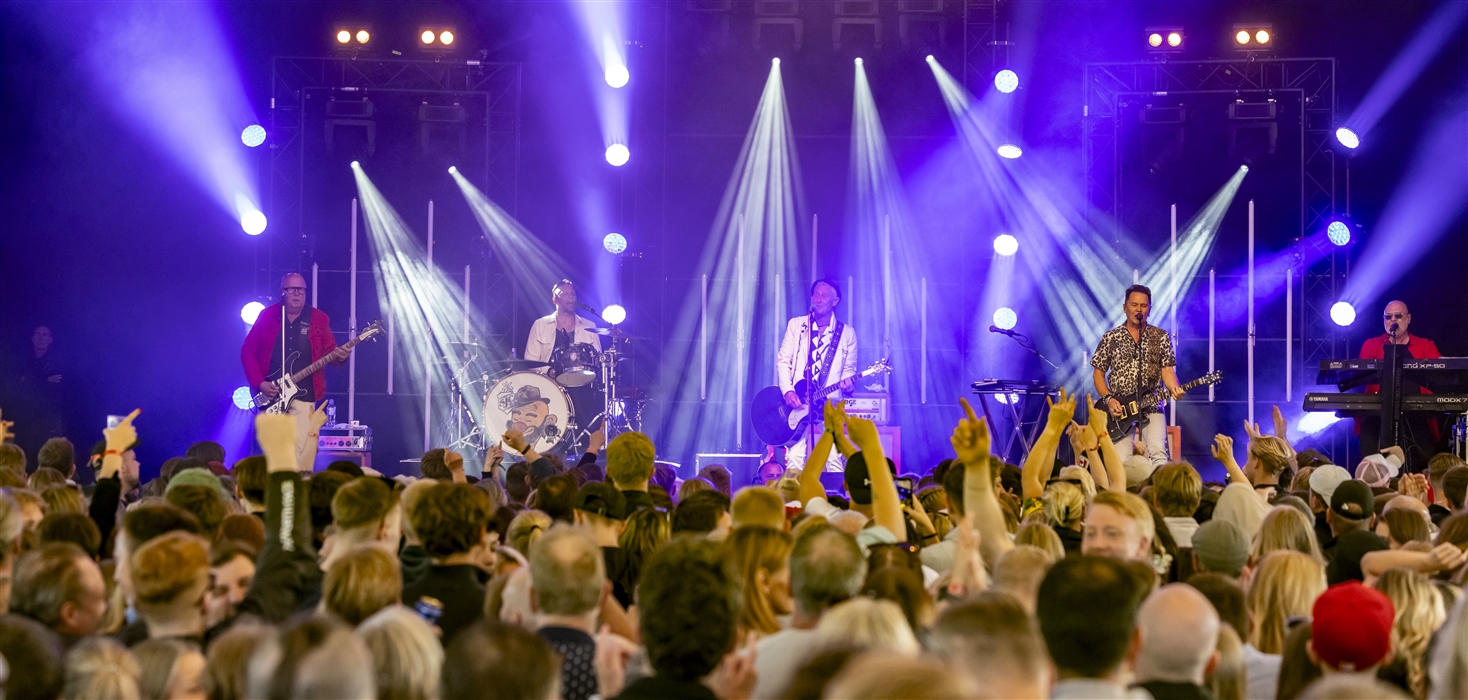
<box><xmin>1191</xmin><ymin>520</ymin><xmax>1250</xmax><ymax>577</ymax></box>
<box><xmin>166</xmin><ymin>468</ymin><xmax>230</xmax><ymax>502</ymax></box>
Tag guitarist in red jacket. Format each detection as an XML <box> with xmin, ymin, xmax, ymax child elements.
<box><xmin>241</xmin><ymin>273</ymin><xmax>350</xmax><ymax>464</ymax></box>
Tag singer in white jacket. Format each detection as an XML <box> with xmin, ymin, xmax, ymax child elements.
<box><xmin>776</xmin><ymin>279</ymin><xmax>858</xmax><ymax>472</ymax></box>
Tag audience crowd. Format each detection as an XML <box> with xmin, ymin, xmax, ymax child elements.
<box><xmin>2</xmin><ymin>392</ymin><xmax>1468</xmax><ymax>700</ymax></box>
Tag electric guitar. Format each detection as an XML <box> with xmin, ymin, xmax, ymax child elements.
<box><xmin>1097</xmin><ymin>371</ymin><xmax>1222</xmax><ymax>442</ymax></box>
<box><xmin>751</xmin><ymin>358</ymin><xmax>893</xmax><ymax>446</ymax></box>
<box><xmin>252</xmin><ymin>320</ymin><xmax>384</xmax><ymax>415</ymax></box>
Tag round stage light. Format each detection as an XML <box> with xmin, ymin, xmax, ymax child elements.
<box><xmin>1330</xmin><ymin>301</ymin><xmax>1356</xmax><ymax>327</ymax></box>
<box><xmin>605</xmin><ymin>143</ymin><xmax>630</xmax><ymax>166</ymax></box>
<box><xmin>350</xmin><ymin>161</ymin><xmax>360</xmax><ymax>168</ymax></box>
<box><xmin>993</xmin><ymin>234</ymin><xmax>1019</xmax><ymax>257</ymax></box>
<box><xmin>1327</xmin><ymin>220</ymin><xmax>1351</xmax><ymax>246</ymax></box>
<box><xmin>994</xmin><ymin>69</ymin><xmax>1019</xmax><ymax>93</ymax></box>
<box><xmin>772</xmin><ymin>58</ymin><xmax>781</xmax><ymax>65</ymax></box>
<box><xmin>997</xmin><ymin>144</ymin><xmax>1023</xmax><ymax>159</ymax></box>
<box><xmin>605</xmin><ymin>64</ymin><xmax>630</xmax><ymax>88</ymax></box>
<box><xmin>1335</xmin><ymin>127</ymin><xmax>1360</xmax><ymax>150</ymax></box>
<box><xmin>995</xmin><ymin>392</ymin><xmax>1021</xmax><ymax>405</ymax></box>
<box><xmin>448</xmin><ymin>166</ymin><xmax>457</xmax><ymax>174</ymax></box>
<box><xmin>1148</xmin><ymin>33</ymin><xmax>1163</xmax><ymax>48</ymax></box>
<box><xmin>1235</xmin><ymin>30</ymin><xmax>1251</xmax><ymax>45</ymax></box>
<box><xmin>1255</xmin><ymin>30</ymin><xmax>1270</xmax><ymax>44</ymax></box>
<box><xmin>241</xmin><ymin>124</ymin><xmax>267</xmax><ymax>148</ymax></box>
<box><xmin>241</xmin><ymin>210</ymin><xmax>267</xmax><ymax>236</ymax></box>
<box><xmin>240</xmin><ymin>301</ymin><xmax>265</xmax><ymax>325</ymax></box>
<box><xmin>421</xmin><ymin>30</ymin><xmax>436</xmax><ymax>44</ymax></box>
<box><xmin>855</xmin><ymin>57</ymin><xmax>864</xmax><ymax>66</ymax></box>
<box><xmin>1296</xmin><ymin>411</ymin><xmax>1342</xmax><ymax>436</ymax></box>
<box><xmin>1167</xmin><ymin>32</ymin><xmax>1182</xmax><ymax>47</ymax></box>
<box><xmin>356</xmin><ymin>30</ymin><xmax>370</xmax><ymax>44</ymax></box>
<box><xmin>993</xmin><ymin>307</ymin><xmax>1018</xmax><ymax>330</ymax></box>
<box><xmin>337</xmin><ymin>30</ymin><xmax>351</xmax><ymax>44</ymax></box>
<box><xmin>603</xmin><ymin>232</ymin><xmax>628</xmax><ymax>254</ymax></box>
<box><xmin>925</xmin><ymin>55</ymin><xmax>935</xmax><ymax>63</ymax></box>
<box><xmin>232</xmin><ymin>386</ymin><xmax>254</xmax><ymax>411</ymax></box>
<box><xmin>603</xmin><ymin>304</ymin><xmax>627</xmax><ymax>325</ymax></box>
<box><xmin>439</xmin><ymin>31</ymin><xmax>454</xmax><ymax>45</ymax></box>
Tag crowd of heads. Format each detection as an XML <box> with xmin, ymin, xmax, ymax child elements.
<box><xmin>3</xmin><ymin>397</ymin><xmax>1468</xmax><ymax>700</ymax></box>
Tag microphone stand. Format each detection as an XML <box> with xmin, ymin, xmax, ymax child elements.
<box><xmin>806</xmin><ymin>309</ymin><xmax>818</xmax><ymax>464</ymax></box>
<box><xmin>997</xmin><ymin>329</ymin><xmax>1058</xmax><ymax>370</ymax></box>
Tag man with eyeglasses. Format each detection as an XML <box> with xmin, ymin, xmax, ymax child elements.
<box><xmin>241</xmin><ymin>273</ymin><xmax>351</xmax><ymax>465</ymax></box>
<box><xmin>1358</xmin><ymin>300</ymin><xmax>1441</xmax><ymax>471</ymax></box>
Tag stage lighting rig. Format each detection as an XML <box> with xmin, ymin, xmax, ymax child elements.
<box><xmin>603</xmin><ymin>233</ymin><xmax>628</xmax><ymax>254</ymax></box>
<box><xmin>332</xmin><ymin>25</ymin><xmax>372</xmax><ymax>52</ymax></box>
<box><xmin>1145</xmin><ymin>27</ymin><xmax>1184</xmax><ymax>54</ymax></box>
<box><xmin>1232</xmin><ymin>23</ymin><xmax>1274</xmax><ymax>51</ymax></box>
<box><xmin>419</xmin><ymin>27</ymin><xmax>459</xmax><ymax>52</ymax></box>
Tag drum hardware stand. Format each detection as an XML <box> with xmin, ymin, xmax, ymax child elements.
<box><xmin>445</xmin><ymin>350</ymin><xmax>485</xmax><ymax>456</ymax></box>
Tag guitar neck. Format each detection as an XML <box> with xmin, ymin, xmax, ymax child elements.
<box><xmin>288</xmin><ymin>336</ymin><xmax>362</xmax><ymax>384</ymax></box>
<box><xmin>1135</xmin><ymin>376</ymin><xmax>1210</xmax><ymax>407</ymax></box>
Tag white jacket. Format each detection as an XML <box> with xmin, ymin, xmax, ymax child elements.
<box><xmin>776</xmin><ymin>315</ymin><xmax>858</xmax><ymax>395</ymax></box>
<box><xmin>524</xmin><ymin>313</ymin><xmax>602</xmax><ymax>364</ymax></box>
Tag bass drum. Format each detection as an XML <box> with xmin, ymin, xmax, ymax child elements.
<box><xmin>483</xmin><ymin>371</ymin><xmax>575</xmax><ymax>456</ymax></box>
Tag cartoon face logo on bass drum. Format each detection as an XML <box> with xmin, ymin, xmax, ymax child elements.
<box><xmin>488</xmin><ymin>373</ymin><xmax>572</xmax><ymax>454</ymax></box>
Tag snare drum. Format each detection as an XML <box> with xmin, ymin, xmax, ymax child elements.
<box><xmin>550</xmin><ymin>343</ymin><xmax>601</xmax><ymax>387</ymax></box>
<box><xmin>483</xmin><ymin>371</ymin><xmax>575</xmax><ymax>456</ymax></box>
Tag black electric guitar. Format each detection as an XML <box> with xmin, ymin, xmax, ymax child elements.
<box><xmin>751</xmin><ymin>358</ymin><xmax>892</xmax><ymax>446</ymax></box>
<box><xmin>1097</xmin><ymin>371</ymin><xmax>1222</xmax><ymax>442</ymax></box>
<box><xmin>252</xmin><ymin>320</ymin><xmax>384</xmax><ymax>415</ymax></box>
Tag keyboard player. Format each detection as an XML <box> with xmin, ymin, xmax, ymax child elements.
<box><xmin>1358</xmin><ymin>300</ymin><xmax>1443</xmax><ymax>470</ymax></box>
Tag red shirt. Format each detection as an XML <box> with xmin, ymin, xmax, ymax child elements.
<box><xmin>1358</xmin><ymin>334</ymin><xmax>1442</xmax><ymax>394</ymax></box>
<box><xmin>241</xmin><ymin>303</ymin><xmax>341</xmax><ymax>399</ymax></box>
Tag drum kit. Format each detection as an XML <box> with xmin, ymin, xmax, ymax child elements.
<box><xmin>443</xmin><ymin>327</ymin><xmax>647</xmax><ymax>459</ymax></box>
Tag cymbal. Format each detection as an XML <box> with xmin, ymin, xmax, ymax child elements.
<box><xmin>488</xmin><ymin>358</ymin><xmax>551</xmax><ymax>369</ymax></box>
<box><xmin>450</xmin><ymin>341</ymin><xmax>492</xmax><ymax>349</ymax></box>
<box><xmin>589</xmin><ymin>327</ymin><xmax>643</xmax><ymax>339</ymax></box>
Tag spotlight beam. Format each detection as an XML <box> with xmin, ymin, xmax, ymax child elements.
<box><xmin>449</xmin><ymin>169</ymin><xmax>574</xmax><ymax>320</ymax></box>
<box><xmin>1341</xmin><ymin>2</ymin><xmax>1468</xmax><ymax>142</ymax></box>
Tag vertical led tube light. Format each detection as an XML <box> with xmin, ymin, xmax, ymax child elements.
<box><xmin>1209</xmin><ymin>269</ymin><xmax>1216</xmax><ymax>402</ymax></box>
<box><xmin>921</xmin><ymin>278</ymin><xmax>928</xmax><ymax>404</ymax></box>
<box><xmin>1170</xmin><ymin>204</ymin><xmax>1177</xmax><ymax>426</ymax></box>
<box><xmin>1286</xmin><ymin>267</ymin><xmax>1293</xmax><ymax>403</ymax></box>
<box><xmin>348</xmin><ymin>198</ymin><xmax>358</xmax><ymax>422</ymax></box>
<box><xmin>701</xmin><ymin>274</ymin><xmax>708</xmax><ymax>401</ymax></box>
<box><xmin>463</xmin><ymin>266</ymin><xmax>471</xmax><ymax>343</ymax></box>
<box><xmin>424</xmin><ymin>201</ymin><xmax>435</xmax><ymax>450</ymax></box>
<box><xmin>1247</xmin><ymin>200</ymin><xmax>1256</xmax><ymax>425</ymax></box>
<box><xmin>736</xmin><ymin>216</ymin><xmax>746</xmax><ymax>448</ymax></box>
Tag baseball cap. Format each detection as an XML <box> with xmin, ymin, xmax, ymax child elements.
<box><xmin>1123</xmin><ymin>455</ymin><xmax>1155</xmax><ymax>489</ymax></box>
<box><xmin>1355</xmin><ymin>454</ymin><xmax>1401</xmax><ymax>489</ymax></box>
<box><xmin>1330</xmin><ymin>479</ymin><xmax>1375</xmax><ymax>520</ymax></box>
<box><xmin>1308</xmin><ymin>465</ymin><xmax>1351</xmax><ymax>505</ymax></box>
<box><xmin>573</xmin><ymin>482</ymin><xmax>627</xmax><ymax>521</ymax></box>
<box><xmin>1191</xmin><ymin>520</ymin><xmax>1250</xmax><ymax>577</ymax></box>
<box><xmin>843</xmin><ymin>452</ymin><xmax>896</xmax><ymax>506</ymax></box>
<box><xmin>1312</xmin><ymin>582</ymin><xmax>1395</xmax><ymax>671</ymax></box>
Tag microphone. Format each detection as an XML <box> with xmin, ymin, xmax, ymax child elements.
<box><xmin>989</xmin><ymin>325</ymin><xmax>1017</xmax><ymax>337</ymax></box>
<box><xmin>1390</xmin><ymin>321</ymin><xmax>1400</xmax><ymax>337</ymax></box>
<box><xmin>576</xmin><ymin>302</ymin><xmax>596</xmax><ymax>312</ymax></box>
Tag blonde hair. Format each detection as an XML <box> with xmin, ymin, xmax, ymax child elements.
<box><xmin>823</xmin><ymin>653</ymin><xmax>977</xmax><ymax>699</ymax></box>
<box><xmin>1042</xmin><ymin>481</ymin><xmax>1086</xmax><ymax>531</ymax></box>
<box><xmin>731</xmin><ymin>486</ymin><xmax>787</xmax><ymax>530</ymax></box>
<box><xmin>356</xmin><ymin>606</ymin><xmax>444</xmax><ymax>700</ymax></box>
<box><xmin>1092</xmin><ymin>490</ymin><xmax>1157</xmax><ymax>546</ymax></box>
<box><xmin>42</xmin><ymin>485</ymin><xmax>84</xmax><ymax>515</ymax></box>
<box><xmin>815</xmin><ymin>598</ymin><xmax>920</xmax><ymax>655</ymax></box>
<box><xmin>507</xmin><ymin>509</ymin><xmax>552</xmax><ymax>557</ymax></box>
<box><xmin>724</xmin><ymin>526</ymin><xmax>794</xmax><ymax>636</ymax></box>
<box><xmin>1247</xmin><ymin>551</ymin><xmax>1326</xmax><ymax>654</ymax></box>
<box><xmin>64</xmin><ymin>637</ymin><xmax>142</xmax><ymax>700</ymax></box>
<box><xmin>1248</xmin><ymin>436</ymin><xmax>1292</xmax><ymax>477</ymax></box>
<box><xmin>323</xmin><ymin>544</ymin><xmax>401</xmax><ymax>626</ymax></box>
<box><xmin>397</xmin><ymin>480</ymin><xmax>437</xmax><ymax>543</ymax></box>
<box><xmin>1375</xmin><ymin>569</ymin><xmax>1445</xmax><ymax>698</ymax></box>
<box><xmin>606</xmin><ymin>432</ymin><xmax>656</xmax><ymax>487</ymax></box>
<box><xmin>1152</xmin><ymin>463</ymin><xmax>1203</xmax><ymax>517</ymax></box>
<box><xmin>131</xmin><ymin>531</ymin><xmax>211</xmax><ymax>611</ymax></box>
<box><xmin>0</xmin><ymin>491</ymin><xmax>23</xmax><ymax>564</ymax></box>
<box><xmin>1015</xmin><ymin>522</ymin><xmax>1066</xmax><ymax>561</ymax></box>
<box><xmin>1058</xmin><ymin>466</ymin><xmax>1097</xmax><ymax>502</ymax></box>
<box><xmin>1251</xmin><ymin>506</ymin><xmax>1324</xmax><ymax>565</ymax></box>
<box><xmin>1208</xmin><ymin>623</ymin><xmax>1245</xmax><ymax>700</ymax></box>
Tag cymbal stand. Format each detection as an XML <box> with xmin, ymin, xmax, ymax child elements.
<box><xmin>445</xmin><ymin>351</ymin><xmax>484</xmax><ymax>455</ymax></box>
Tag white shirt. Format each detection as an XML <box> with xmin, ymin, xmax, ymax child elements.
<box><xmin>1242</xmin><ymin>644</ymin><xmax>1282</xmax><ymax>700</ymax></box>
<box><xmin>524</xmin><ymin>313</ymin><xmax>602</xmax><ymax>365</ymax></box>
<box><xmin>776</xmin><ymin>315</ymin><xmax>858</xmax><ymax>396</ymax></box>
<box><xmin>751</xmin><ymin>628</ymin><xmax>819</xmax><ymax>699</ymax></box>
<box><xmin>1164</xmin><ymin>516</ymin><xmax>1200</xmax><ymax>548</ymax></box>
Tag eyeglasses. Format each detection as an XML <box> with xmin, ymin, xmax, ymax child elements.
<box><xmin>281</xmin><ymin>287</ymin><xmax>307</xmax><ymax>295</ymax></box>
<box><xmin>1384</xmin><ymin>313</ymin><xmax>1405</xmax><ymax>320</ymax></box>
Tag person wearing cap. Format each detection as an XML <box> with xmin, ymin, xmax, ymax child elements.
<box><xmin>1190</xmin><ymin>520</ymin><xmax>1249</xmax><ymax>578</ymax></box>
<box><xmin>1357</xmin><ymin>452</ymin><xmax>1404</xmax><ymax>492</ymax></box>
<box><xmin>1308</xmin><ymin>465</ymin><xmax>1351</xmax><ymax>549</ymax></box>
<box><xmin>571</xmin><ymin>481</ymin><xmax>635</xmax><ymax>608</ymax></box>
<box><xmin>1324</xmin><ymin>480</ymin><xmax>1378</xmax><ymax>559</ymax></box>
<box><xmin>794</xmin><ymin>404</ymin><xmax>907</xmax><ymax>556</ymax></box>
<box><xmin>1307</xmin><ymin>582</ymin><xmax>1396</xmax><ymax>677</ymax></box>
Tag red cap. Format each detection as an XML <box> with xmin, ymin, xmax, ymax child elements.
<box><xmin>1311</xmin><ymin>582</ymin><xmax>1395</xmax><ymax>671</ymax></box>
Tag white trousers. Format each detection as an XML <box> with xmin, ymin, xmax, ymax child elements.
<box><xmin>785</xmin><ymin>431</ymin><xmax>846</xmax><ymax>473</ymax></box>
<box><xmin>289</xmin><ymin>400</ymin><xmax>315</xmax><ymax>470</ymax></box>
<box><xmin>1111</xmin><ymin>411</ymin><xmax>1169</xmax><ymax>467</ymax></box>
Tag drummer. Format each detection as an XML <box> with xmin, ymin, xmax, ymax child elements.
<box><xmin>524</xmin><ymin>279</ymin><xmax>604</xmax><ymax>438</ymax></box>
<box><xmin>525</xmin><ymin>279</ymin><xmax>603</xmax><ymax>365</ymax></box>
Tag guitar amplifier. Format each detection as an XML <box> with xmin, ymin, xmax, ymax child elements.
<box><xmin>317</xmin><ymin>422</ymin><xmax>372</xmax><ymax>451</ymax></box>
<box><xmin>843</xmin><ymin>393</ymin><xmax>891</xmax><ymax>424</ymax></box>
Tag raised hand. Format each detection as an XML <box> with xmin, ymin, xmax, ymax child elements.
<box><xmin>1211</xmin><ymin>434</ymin><xmax>1236</xmax><ymax>465</ymax></box>
<box><xmin>1070</xmin><ymin>421</ymin><xmax>1099</xmax><ymax>454</ymax></box>
<box><xmin>502</xmin><ymin>430</ymin><xmax>530</xmax><ymax>454</ymax></box>
<box><xmin>0</xmin><ymin>408</ymin><xmax>14</xmax><ymax>443</ymax></box>
<box><xmin>587</xmin><ymin>424</ymin><xmax>608</xmax><ymax>455</ymax></box>
<box><xmin>845</xmin><ymin>414</ymin><xmax>881</xmax><ymax>450</ymax></box>
<box><xmin>308</xmin><ymin>401</ymin><xmax>330</xmax><ymax>433</ymax></box>
<box><xmin>1087</xmin><ymin>397</ymin><xmax>1111</xmax><ymax>439</ymax></box>
<box><xmin>1243</xmin><ymin>418</ymin><xmax>1264</xmax><ymax>440</ymax></box>
<box><xmin>1400</xmin><ymin>473</ymin><xmax>1430</xmax><ymax>503</ymax></box>
<box><xmin>255</xmin><ymin>413</ymin><xmax>299</xmax><ymax>472</ymax></box>
<box><xmin>445</xmin><ymin>450</ymin><xmax>465</xmax><ymax>473</ymax></box>
<box><xmin>1431</xmin><ymin>543</ymin><xmax>1468</xmax><ymax>573</ymax></box>
<box><xmin>103</xmin><ymin>408</ymin><xmax>141</xmax><ymax>451</ymax></box>
<box><xmin>1271</xmin><ymin>405</ymin><xmax>1288</xmax><ymax>440</ymax></box>
<box><xmin>1045</xmin><ymin>388</ymin><xmax>1077</xmax><ymax>431</ymax></box>
<box><xmin>951</xmin><ymin>399</ymin><xmax>991</xmax><ymax>465</ymax></box>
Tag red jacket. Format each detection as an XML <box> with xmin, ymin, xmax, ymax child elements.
<box><xmin>1355</xmin><ymin>333</ymin><xmax>1441</xmax><ymax>437</ymax></box>
<box><xmin>241</xmin><ymin>304</ymin><xmax>340</xmax><ymax>399</ymax></box>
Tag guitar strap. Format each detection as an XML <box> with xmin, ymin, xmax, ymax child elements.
<box><xmin>818</xmin><ymin>321</ymin><xmax>845</xmax><ymax>390</ymax></box>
